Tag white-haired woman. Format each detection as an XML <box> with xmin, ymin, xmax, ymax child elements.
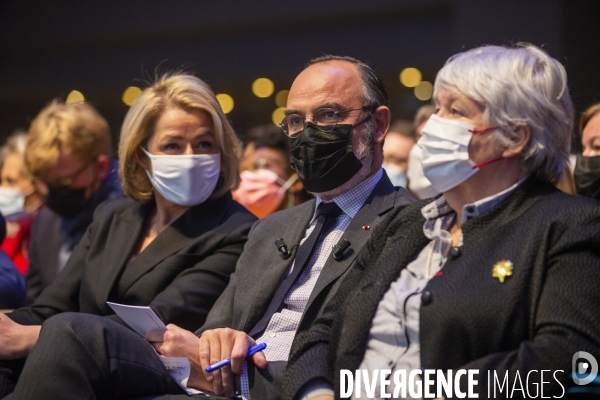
<box><xmin>283</xmin><ymin>44</ymin><xmax>600</xmax><ymax>399</ymax></box>
<box><xmin>0</xmin><ymin>73</ymin><xmax>257</xmax><ymax>398</ymax></box>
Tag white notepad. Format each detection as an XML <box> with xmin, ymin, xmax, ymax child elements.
<box><xmin>106</xmin><ymin>302</ymin><xmax>201</xmax><ymax>395</ymax></box>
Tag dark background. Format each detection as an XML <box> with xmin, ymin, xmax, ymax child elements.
<box><xmin>1</xmin><ymin>0</ymin><xmax>598</xmax><ymax>151</ymax></box>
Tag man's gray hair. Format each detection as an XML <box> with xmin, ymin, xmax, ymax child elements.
<box><xmin>307</xmin><ymin>55</ymin><xmax>389</xmax><ymax>110</ymax></box>
<box><xmin>434</xmin><ymin>44</ymin><xmax>574</xmax><ymax>184</ymax></box>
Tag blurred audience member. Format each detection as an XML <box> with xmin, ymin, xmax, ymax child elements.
<box><xmin>0</xmin><ymin>212</ymin><xmax>26</xmax><ymax>309</ymax></box>
<box><xmin>574</xmin><ymin>102</ymin><xmax>600</xmax><ymax>200</ymax></box>
<box><xmin>233</xmin><ymin>124</ymin><xmax>309</xmax><ymax>217</ymax></box>
<box><xmin>406</xmin><ymin>103</ymin><xmax>438</xmax><ymax>198</ymax></box>
<box><xmin>382</xmin><ymin>119</ymin><xmax>415</xmax><ymax>187</ymax></box>
<box><xmin>0</xmin><ymin>132</ymin><xmax>45</xmax><ymax>274</ymax></box>
<box><xmin>23</xmin><ymin>100</ymin><xmax>124</xmax><ymax>303</ymax></box>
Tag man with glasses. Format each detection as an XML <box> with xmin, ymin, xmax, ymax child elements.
<box><xmin>1</xmin><ymin>56</ymin><xmax>413</xmax><ymax>400</ymax></box>
<box><xmin>23</xmin><ymin>100</ymin><xmax>124</xmax><ymax>303</ymax></box>
<box><xmin>187</xmin><ymin>56</ymin><xmax>416</xmax><ymax>400</ymax></box>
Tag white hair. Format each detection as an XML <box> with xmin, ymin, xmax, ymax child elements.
<box><xmin>434</xmin><ymin>44</ymin><xmax>574</xmax><ymax>184</ymax></box>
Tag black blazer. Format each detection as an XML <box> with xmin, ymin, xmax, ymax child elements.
<box><xmin>9</xmin><ymin>193</ymin><xmax>257</xmax><ymax>332</ymax></box>
<box><xmin>197</xmin><ymin>173</ymin><xmax>414</xmax><ymax>396</ymax></box>
<box><xmin>284</xmin><ymin>177</ymin><xmax>600</xmax><ymax>399</ymax></box>
<box><xmin>25</xmin><ymin>161</ymin><xmax>124</xmax><ymax>304</ymax></box>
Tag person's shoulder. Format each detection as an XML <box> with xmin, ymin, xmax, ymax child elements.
<box><xmin>527</xmin><ymin>180</ymin><xmax>600</xmax><ymax>221</ymax></box>
<box><xmin>268</xmin><ymin>200</ymin><xmax>315</xmax><ymax>220</ymax></box>
<box><xmin>387</xmin><ymin>196</ymin><xmax>432</xmax><ymax>222</ymax></box>
<box><xmin>92</xmin><ymin>197</ymin><xmax>139</xmax><ymax>220</ymax></box>
<box><xmin>253</xmin><ymin>199</ymin><xmax>316</xmax><ymax>230</ymax></box>
<box><xmin>224</xmin><ymin>197</ymin><xmax>259</xmax><ymax>224</ymax></box>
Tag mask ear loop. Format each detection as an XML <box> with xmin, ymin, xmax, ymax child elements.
<box><xmin>278</xmin><ymin>173</ymin><xmax>299</xmax><ymax>192</ymax></box>
<box><xmin>473</xmin><ymin>156</ymin><xmax>504</xmax><ymax>169</ymax></box>
<box><xmin>468</xmin><ymin>126</ymin><xmax>499</xmax><ymax>134</ymax></box>
<box><xmin>278</xmin><ymin>173</ymin><xmax>299</xmax><ymax>208</ymax></box>
<box><xmin>468</xmin><ymin>126</ymin><xmax>505</xmax><ymax>169</ymax></box>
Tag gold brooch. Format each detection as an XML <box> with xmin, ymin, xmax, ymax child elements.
<box><xmin>492</xmin><ymin>260</ymin><xmax>513</xmax><ymax>283</ymax></box>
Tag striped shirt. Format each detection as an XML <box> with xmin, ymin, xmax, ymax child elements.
<box><xmin>241</xmin><ymin>169</ymin><xmax>384</xmax><ymax>399</ymax></box>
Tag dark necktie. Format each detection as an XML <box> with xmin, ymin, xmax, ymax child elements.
<box><xmin>248</xmin><ymin>201</ymin><xmax>343</xmax><ymax>338</ymax></box>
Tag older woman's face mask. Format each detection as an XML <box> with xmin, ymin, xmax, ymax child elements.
<box><xmin>419</xmin><ymin>114</ymin><xmax>502</xmax><ymax>193</ymax></box>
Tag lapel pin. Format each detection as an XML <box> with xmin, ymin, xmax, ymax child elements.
<box><xmin>362</xmin><ymin>224</ymin><xmax>370</xmax><ymax>230</ymax></box>
<box><xmin>492</xmin><ymin>260</ymin><xmax>513</xmax><ymax>283</ymax></box>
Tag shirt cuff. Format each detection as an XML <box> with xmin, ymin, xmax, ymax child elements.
<box><xmin>297</xmin><ymin>379</ymin><xmax>334</xmax><ymax>400</ymax></box>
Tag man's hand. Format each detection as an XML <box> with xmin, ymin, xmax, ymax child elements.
<box><xmin>145</xmin><ymin>324</ymin><xmax>212</xmax><ymax>392</ymax></box>
<box><xmin>198</xmin><ymin>328</ymin><xmax>267</xmax><ymax>398</ymax></box>
<box><xmin>0</xmin><ymin>312</ymin><xmax>41</xmax><ymax>359</ymax></box>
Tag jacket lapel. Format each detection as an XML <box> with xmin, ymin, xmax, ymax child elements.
<box><xmin>303</xmin><ymin>174</ymin><xmax>413</xmax><ymax>315</ymax></box>
<box><xmin>115</xmin><ymin>194</ymin><xmax>233</xmax><ymax>299</ymax></box>
<box><xmin>96</xmin><ymin>201</ymin><xmax>150</xmax><ymax>310</ymax></box>
<box><xmin>340</xmin><ymin>208</ymin><xmax>430</xmax><ymax>370</ymax></box>
<box><xmin>241</xmin><ymin>200</ymin><xmax>316</xmax><ymax>333</ymax></box>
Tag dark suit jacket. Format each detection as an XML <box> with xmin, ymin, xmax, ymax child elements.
<box><xmin>24</xmin><ymin>206</ymin><xmax>65</xmax><ymax>304</ymax></box>
<box><xmin>9</xmin><ymin>193</ymin><xmax>257</xmax><ymax>332</ymax></box>
<box><xmin>25</xmin><ymin>161</ymin><xmax>125</xmax><ymax>304</ymax></box>
<box><xmin>197</xmin><ymin>172</ymin><xmax>414</xmax><ymax>397</ymax></box>
<box><xmin>284</xmin><ymin>177</ymin><xmax>600</xmax><ymax>399</ymax></box>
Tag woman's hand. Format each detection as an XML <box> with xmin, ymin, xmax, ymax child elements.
<box><xmin>0</xmin><ymin>312</ymin><xmax>41</xmax><ymax>359</ymax></box>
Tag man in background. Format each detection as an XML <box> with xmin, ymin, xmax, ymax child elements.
<box><xmin>24</xmin><ymin>100</ymin><xmax>123</xmax><ymax>303</ymax></box>
<box><xmin>382</xmin><ymin>119</ymin><xmax>416</xmax><ymax>188</ymax></box>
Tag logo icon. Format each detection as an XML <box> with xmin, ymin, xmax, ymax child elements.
<box><xmin>572</xmin><ymin>351</ymin><xmax>598</xmax><ymax>385</ymax></box>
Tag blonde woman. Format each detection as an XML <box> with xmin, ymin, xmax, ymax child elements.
<box><xmin>0</xmin><ymin>73</ymin><xmax>256</xmax><ymax>397</ymax></box>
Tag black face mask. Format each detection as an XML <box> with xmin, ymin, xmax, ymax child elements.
<box><xmin>46</xmin><ymin>185</ymin><xmax>88</xmax><ymax>219</ymax></box>
<box><xmin>574</xmin><ymin>155</ymin><xmax>600</xmax><ymax>201</ymax></box>
<box><xmin>289</xmin><ymin>122</ymin><xmax>365</xmax><ymax>193</ymax></box>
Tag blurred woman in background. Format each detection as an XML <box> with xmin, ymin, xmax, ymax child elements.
<box><xmin>233</xmin><ymin>123</ymin><xmax>310</xmax><ymax>218</ymax></box>
<box><xmin>0</xmin><ymin>132</ymin><xmax>45</xmax><ymax>274</ymax></box>
<box><xmin>574</xmin><ymin>102</ymin><xmax>600</xmax><ymax>200</ymax></box>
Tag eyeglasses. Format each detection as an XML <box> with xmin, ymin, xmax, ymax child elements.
<box><xmin>48</xmin><ymin>160</ymin><xmax>94</xmax><ymax>188</ymax></box>
<box><xmin>280</xmin><ymin>107</ymin><xmax>371</xmax><ymax>137</ymax></box>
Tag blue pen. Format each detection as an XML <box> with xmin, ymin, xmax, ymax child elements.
<box><xmin>205</xmin><ymin>342</ymin><xmax>267</xmax><ymax>373</ymax></box>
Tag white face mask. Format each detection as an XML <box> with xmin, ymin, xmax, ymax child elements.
<box><xmin>142</xmin><ymin>148</ymin><xmax>221</xmax><ymax>206</ymax></box>
<box><xmin>418</xmin><ymin>114</ymin><xmax>501</xmax><ymax>193</ymax></box>
<box><xmin>407</xmin><ymin>145</ymin><xmax>439</xmax><ymax>199</ymax></box>
<box><xmin>382</xmin><ymin>162</ymin><xmax>407</xmax><ymax>188</ymax></box>
<box><xmin>0</xmin><ymin>186</ymin><xmax>25</xmax><ymax>216</ymax></box>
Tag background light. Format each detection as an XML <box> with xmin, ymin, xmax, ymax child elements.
<box><xmin>216</xmin><ymin>93</ymin><xmax>234</xmax><ymax>114</ymax></box>
<box><xmin>275</xmin><ymin>90</ymin><xmax>289</xmax><ymax>108</ymax></box>
<box><xmin>399</xmin><ymin>68</ymin><xmax>422</xmax><ymax>88</ymax></box>
<box><xmin>66</xmin><ymin>90</ymin><xmax>85</xmax><ymax>104</ymax></box>
<box><xmin>252</xmin><ymin>78</ymin><xmax>274</xmax><ymax>98</ymax></box>
<box><xmin>414</xmin><ymin>81</ymin><xmax>433</xmax><ymax>101</ymax></box>
<box><xmin>271</xmin><ymin>107</ymin><xmax>286</xmax><ymax>126</ymax></box>
<box><xmin>122</xmin><ymin>86</ymin><xmax>142</xmax><ymax>106</ymax></box>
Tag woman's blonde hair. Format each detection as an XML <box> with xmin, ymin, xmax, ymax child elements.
<box><xmin>579</xmin><ymin>102</ymin><xmax>600</xmax><ymax>135</ymax></box>
<box><xmin>118</xmin><ymin>73</ymin><xmax>241</xmax><ymax>202</ymax></box>
<box><xmin>25</xmin><ymin>100</ymin><xmax>112</xmax><ymax>179</ymax></box>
